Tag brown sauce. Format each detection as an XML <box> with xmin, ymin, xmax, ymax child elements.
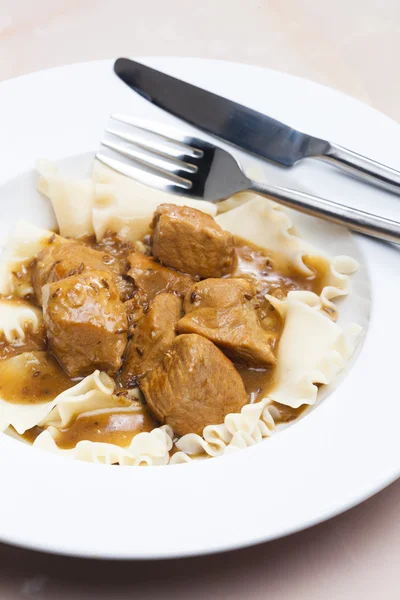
<box><xmin>168</xmin><ymin>444</ymin><xmax>180</xmax><ymax>458</ymax></box>
<box><xmin>0</xmin><ymin>328</ymin><xmax>46</xmax><ymax>361</ymax></box>
<box><xmin>54</xmin><ymin>403</ymin><xmax>157</xmax><ymax>449</ymax></box>
<box><xmin>0</xmin><ymin>351</ymin><xmax>75</xmax><ymax>404</ymax></box>
<box><xmin>20</xmin><ymin>425</ymin><xmax>44</xmax><ymax>444</ymax></box>
<box><xmin>169</xmin><ymin>445</ymin><xmax>206</xmax><ymax>460</ymax></box>
<box><xmin>84</xmin><ymin>232</ymin><xmax>138</xmax><ymax>260</ymax></box>
<box><xmin>235</xmin><ymin>365</ymin><xmax>275</xmax><ymax>403</ymax></box>
<box><xmin>269</xmin><ymin>401</ymin><xmax>309</xmax><ymax>425</ymax></box>
<box><xmin>234</xmin><ymin>238</ymin><xmax>326</xmax><ymax>299</ymax></box>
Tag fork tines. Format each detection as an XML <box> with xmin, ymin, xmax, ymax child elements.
<box><xmin>96</xmin><ymin>115</ymin><xmax>208</xmax><ymax>192</ymax></box>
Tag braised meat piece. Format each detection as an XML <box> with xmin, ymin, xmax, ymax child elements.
<box><xmin>128</xmin><ymin>252</ymin><xmax>193</xmax><ymax>314</ymax></box>
<box><xmin>151</xmin><ymin>204</ymin><xmax>237</xmax><ymax>278</ymax></box>
<box><xmin>32</xmin><ymin>237</ymin><xmax>135</xmax><ymax>304</ymax></box>
<box><xmin>90</xmin><ymin>233</ymin><xmax>137</xmax><ymax>302</ymax></box>
<box><xmin>111</xmin><ymin>268</ymin><xmax>136</xmax><ymax>304</ymax></box>
<box><xmin>124</xmin><ymin>296</ymin><xmax>147</xmax><ymax>335</ymax></box>
<box><xmin>42</xmin><ymin>270</ymin><xmax>127</xmax><ymax>377</ymax></box>
<box><xmin>121</xmin><ymin>293</ymin><xmax>182</xmax><ymax>386</ymax></box>
<box><xmin>141</xmin><ymin>334</ymin><xmax>248</xmax><ymax>436</ymax></box>
<box><xmin>177</xmin><ymin>278</ymin><xmax>276</xmax><ymax>367</ymax></box>
<box><xmin>32</xmin><ymin>239</ymin><xmax>112</xmax><ymax>305</ymax></box>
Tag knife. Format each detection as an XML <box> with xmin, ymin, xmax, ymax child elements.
<box><xmin>114</xmin><ymin>58</ymin><xmax>400</xmax><ymax>195</ymax></box>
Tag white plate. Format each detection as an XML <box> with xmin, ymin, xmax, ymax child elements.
<box><xmin>0</xmin><ymin>58</ymin><xmax>399</xmax><ymax>560</ymax></box>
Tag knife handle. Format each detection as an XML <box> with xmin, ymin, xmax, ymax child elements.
<box><xmin>250</xmin><ymin>180</ymin><xmax>400</xmax><ymax>244</ymax></box>
<box><xmin>320</xmin><ymin>143</ymin><xmax>400</xmax><ymax>194</ymax></box>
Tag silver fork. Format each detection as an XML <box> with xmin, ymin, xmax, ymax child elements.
<box><xmin>96</xmin><ymin>115</ymin><xmax>400</xmax><ymax>245</ymax></box>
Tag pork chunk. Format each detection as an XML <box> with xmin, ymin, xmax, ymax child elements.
<box><xmin>141</xmin><ymin>334</ymin><xmax>248</xmax><ymax>436</ymax></box>
<box><xmin>177</xmin><ymin>278</ymin><xmax>276</xmax><ymax>367</ymax></box>
<box><xmin>32</xmin><ymin>239</ymin><xmax>112</xmax><ymax>305</ymax></box>
<box><xmin>121</xmin><ymin>293</ymin><xmax>182</xmax><ymax>386</ymax></box>
<box><xmin>124</xmin><ymin>296</ymin><xmax>147</xmax><ymax>335</ymax></box>
<box><xmin>127</xmin><ymin>251</ymin><xmax>193</xmax><ymax>318</ymax></box>
<box><xmin>42</xmin><ymin>270</ymin><xmax>127</xmax><ymax>377</ymax></box>
<box><xmin>151</xmin><ymin>204</ymin><xmax>237</xmax><ymax>278</ymax></box>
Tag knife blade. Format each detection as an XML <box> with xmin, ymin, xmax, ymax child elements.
<box><xmin>114</xmin><ymin>58</ymin><xmax>400</xmax><ymax>194</ymax></box>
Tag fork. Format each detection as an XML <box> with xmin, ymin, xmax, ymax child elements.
<box><xmin>96</xmin><ymin>115</ymin><xmax>400</xmax><ymax>245</ymax></box>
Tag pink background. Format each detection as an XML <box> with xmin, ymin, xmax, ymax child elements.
<box><xmin>0</xmin><ymin>2</ymin><xmax>399</xmax><ymax>598</ymax></box>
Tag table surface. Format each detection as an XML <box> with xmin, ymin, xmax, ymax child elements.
<box><xmin>0</xmin><ymin>1</ymin><xmax>399</xmax><ymax>598</ymax></box>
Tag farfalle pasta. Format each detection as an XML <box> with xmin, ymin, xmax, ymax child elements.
<box><xmin>0</xmin><ymin>157</ymin><xmax>362</xmax><ymax>466</ymax></box>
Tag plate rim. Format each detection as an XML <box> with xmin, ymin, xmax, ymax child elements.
<box><xmin>0</xmin><ymin>56</ymin><xmax>398</xmax><ymax>560</ymax></box>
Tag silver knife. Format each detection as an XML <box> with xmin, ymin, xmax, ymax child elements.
<box><xmin>114</xmin><ymin>58</ymin><xmax>400</xmax><ymax>195</ymax></box>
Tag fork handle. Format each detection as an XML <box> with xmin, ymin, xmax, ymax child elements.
<box><xmin>319</xmin><ymin>143</ymin><xmax>400</xmax><ymax>194</ymax></box>
<box><xmin>249</xmin><ymin>180</ymin><xmax>400</xmax><ymax>244</ymax></box>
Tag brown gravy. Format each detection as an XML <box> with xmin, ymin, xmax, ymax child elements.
<box><xmin>169</xmin><ymin>445</ymin><xmax>206</xmax><ymax>460</ymax></box>
<box><xmin>0</xmin><ymin>351</ymin><xmax>75</xmax><ymax>404</ymax></box>
<box><xmin>0</xmin><ymin>327</ymin><xmax>46</xmax><ymax>361</ymax></box>
<box><xmin>20</xmin><ymin>425</ymin><xmax>44</xmax><ymax>444</ymax></box>
<box><xmin>54</xmin><ymin>403</ymin><xmax>157</xmax><ymax>449</ymax></box>
<box><xmin>270</xmin><ymin>402</ymin><xmax>309</xmax><ymax>425</ymax></box>
<box><xmin>235</xmin><ymin>365</ymin><xmax>275</xmax><ymax>403</ymax></box>
<box><xmin>86</xmin><ymin>232</ymin><xmax>138</xmax><ymax>260</ymax></box>
<box><xmin>234</xmin><ymin>238</ymin><xmax>326</xmax><ymax>298</ymax></box>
